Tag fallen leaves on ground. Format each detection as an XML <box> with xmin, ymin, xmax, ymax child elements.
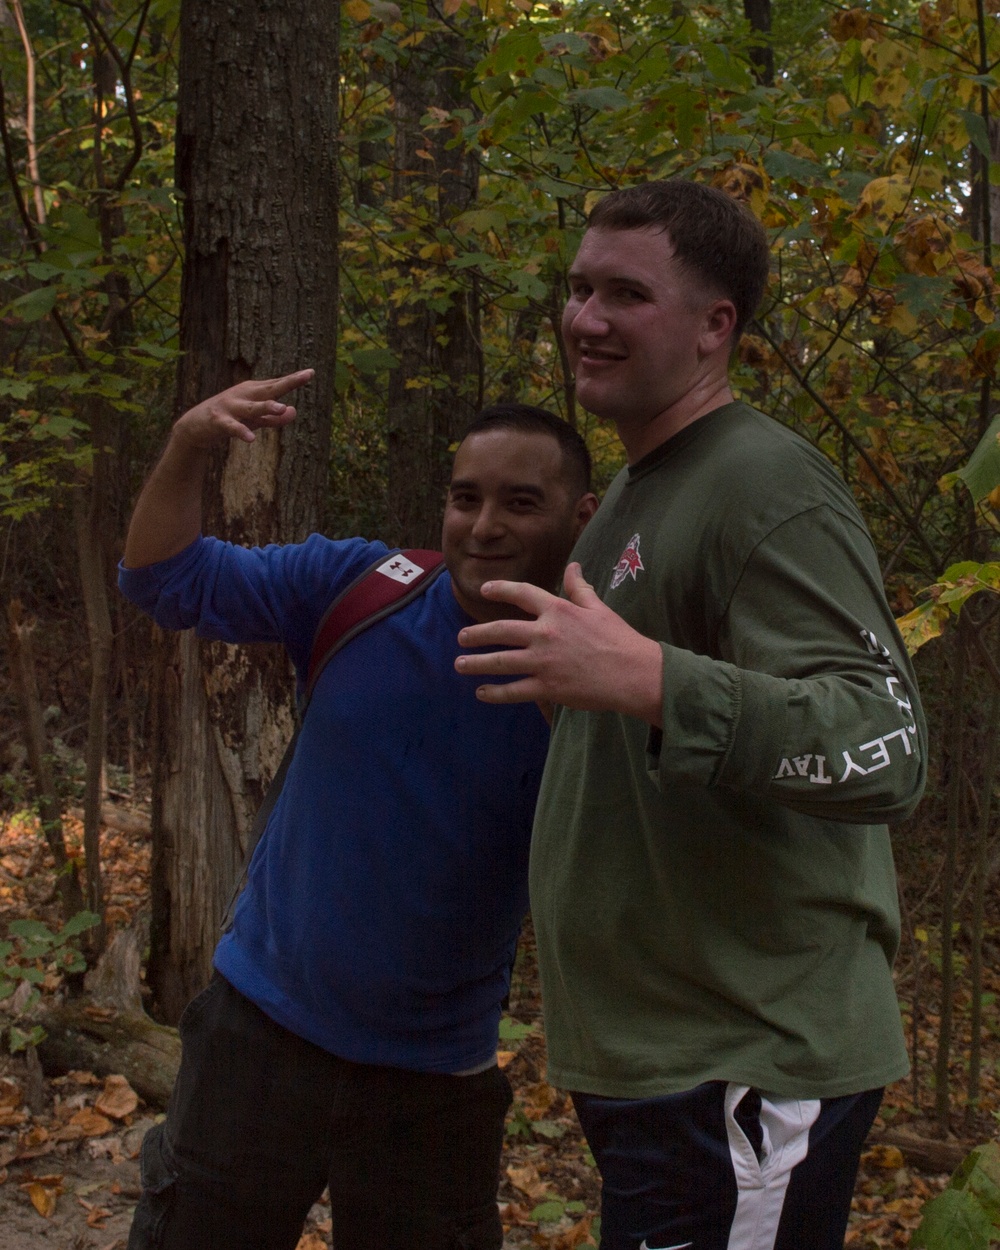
<box><xmin>3</xmin><ymin>805</ymin><xmax>1000</xmax><ymax>1249</ymax></box>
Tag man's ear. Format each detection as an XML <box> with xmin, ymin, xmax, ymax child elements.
<box><xmin>699</xmin><ymin>299</ymin><xmax>738</xmax><ymax>357</ymax></box>
<box><xmin>574</xmin><ymin>492</ymin><xmax>600</xmax><ymax>538</ymax></box>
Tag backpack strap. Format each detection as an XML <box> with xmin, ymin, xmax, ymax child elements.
<box><xmin>305</xmin><ymin>548</ymin><xmax>444</xmax><ymax>702</ymax></box>
<box><xmin>220</xmin><ymin>547</ymin><xmax>446</xmax><ymax>931</ymax></box>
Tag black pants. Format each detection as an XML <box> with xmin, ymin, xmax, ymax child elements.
<box><xmin>573</xmin><ymin>1080</ymin><xmax>882</xmax><ymax>1250</ymax></box>
<box><xmin>127</xmin><ymin>975</ymin><xmax>512</xmax><ymax>1250</ymax></box>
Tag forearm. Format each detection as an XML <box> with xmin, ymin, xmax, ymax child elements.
<box><xmin>123</xmin><ymin>433</ymin><xmax>210</xmax><ymax>569</ymax></box>
<box><xmin>122</xmin><ymin>368</ymin><xmax>311</xmax><ymax>568</ymax></box>
<box><xmin>649</xmin><ymin>643</ymin><xmax>925</xmax><ymax>822</ymax></box>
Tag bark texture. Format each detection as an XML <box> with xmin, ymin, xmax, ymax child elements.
<box><xmin>386</xmin><ymin>17</ymin><xmax>481</xmax><ymax>547</ymax></box>
<box><xmin>148</xmin><ymin>0</ymin><xmax>339</xmax><ymax>1022</ymax></box>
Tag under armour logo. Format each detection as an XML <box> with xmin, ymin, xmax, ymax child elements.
<box><xmin>377</xmin><ymin>554</ymin><xmax>425</xmax><ymax>585</ymax></box>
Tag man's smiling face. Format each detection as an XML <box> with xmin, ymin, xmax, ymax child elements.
<box><xmin>441</xmin><ymin>428</ymin><xmax>594</xmax><ymax>622</ymax></box>
<box><xmin>562</xmin><ymin>226</ymin><xmax>729</xmax><ymax>452</ymax></box>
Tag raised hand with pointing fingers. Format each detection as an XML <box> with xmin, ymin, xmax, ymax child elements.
<box><xmin>123</xmin><ymin>368</ymin><xmax>315</xmax><ymax>568</ymax></box>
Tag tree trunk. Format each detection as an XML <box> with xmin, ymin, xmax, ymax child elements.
<box><xmin>386</xmin><ymin>11</ymin><xmax>481</xmax><ymax>548</ymax></box>
<box><xmin>73</xmin><ymin>446</ymin><xmax>113</xmax><ymax>955</ymax></box>
<box><xmin>743</xmin><ymin>0</ymin><xmax>774</xmax><ymax>87</ymax></box>
<box><xmin>37</xmin><ymin>919</ymin><xmax>181</xmax><ymax>1108</ymax></box>
<box><xmin>148</xmin><ymin>0</ymin><xmax>339</xmax><ymax>1023</ymax></box>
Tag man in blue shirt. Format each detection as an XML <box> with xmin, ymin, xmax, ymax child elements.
<box><xmin>121</xmin><ymin>369</ymin><xmax>597</xmax><ymax>1250</ymax></box>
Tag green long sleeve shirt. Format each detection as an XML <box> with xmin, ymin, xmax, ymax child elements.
<box><xmin>530</xmin><ymin>402</ymin><xmax>926</xmax><ymax>1100</ymax></box>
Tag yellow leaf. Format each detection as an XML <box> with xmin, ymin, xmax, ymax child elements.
<box><xmin>826</xmin><ymin>93</ymin><xmax>851</xmax><ymax>123</ymax></box>
<box><xmin>863</xmin><ymin>1143</ymin><xmax>906</xmax><ymax>1170</ymax></box>
<box><xmin>343</xmin><ymin>0</ymin><xmax>371</xmax><ymax>18</ymax></box>
<box><xmin>872</xmin><ymin>68</ymin><xmax>908</xmax><ymax>109</ymax></box>
<box><xmin>885</xmin><ymin>303</ymin><xmax>918</xmax><ymax>334</ymax></box>
<box><xmin>895</xmin><ymin>601</ymin><xmax>949</xmax><ymax>654</ymax></box>
<box><xmin>856</xmin><ymin>175</ymin><xmax>911</xmax><ymax>230</ymax></box>
<box><xmin>497</xmin><ymin>1050</ymin><xmax>516</xmax><ymax>1068</ymax></box>
<box><xmin>21</xmin><ymin>1181</ymin><xmax>59</xmax><ymax>1218</ymax></box>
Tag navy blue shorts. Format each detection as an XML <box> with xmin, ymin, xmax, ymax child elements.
<box><xmin>127</xmin><ymin>974</ymin><xmax>512</xmax><ymax>1250</ymax></box>
<box><xmin>573</xmin><ymin>1080</ymin><xmax>882</xmax><ymax>1250</ymax></box>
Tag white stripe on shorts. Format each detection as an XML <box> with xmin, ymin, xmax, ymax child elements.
<box><xmin>723</xmin><ymin>1083</ymin><xmax>821</xmax><ymax>1250</ymax></box>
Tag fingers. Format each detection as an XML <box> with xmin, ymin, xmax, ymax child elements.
<box><xmin>457</xmin><ymin>616</ymin><xmax>536</xmax><ymax>651</ymax></box>
<box><xmin>246</xmin><ymin>368</ymin><xmax>315</xmax><ymax>401</ymax></box>
<box><xmin>563</xmin><ymin>561</ymin><xmax>602</xmax><ymax>606</ymax></box>
<box><xmin>471</xmin><ymin>678</ymin><xmax>540</xmax><ymax>705</ymax></box>
<box><xmin>478</xmin><ymin>579</ymin><xmax>557</xmax><ymax>614</ymax></box>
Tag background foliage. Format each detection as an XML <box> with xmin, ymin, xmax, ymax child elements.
<box><xmin>2</xmin><ymin>0</ymin><xmax>1000</xmax><ymax>1191</ymax></box>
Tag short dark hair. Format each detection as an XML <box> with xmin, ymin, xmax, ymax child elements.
<box><xmin>586</xmin><ymin>179</ymin><xmax>770</xmax><ymax>342</ymax></box>
<box><xmin>461</xmin><ymin>403</ymin><xmax>592</xmax><ymax>495</ymax></box>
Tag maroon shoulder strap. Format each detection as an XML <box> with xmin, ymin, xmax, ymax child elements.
<box><xmin>304</xmin><ymin>548</ymin><xmax>445</xmax><ymax>704</ymax></box>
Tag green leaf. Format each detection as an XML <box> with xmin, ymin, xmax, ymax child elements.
<box><xmin>8</xmin><ymin>919</ymin><xmax>56</xmax><ymax>942</ymax></box>
<box><xmin>531</xmin><ymin>1199</ymin><xmax>565</xmax><ymax>1222</ymax></box>
<box><xmin>568</xmin><ymin>87</ymin><xmax>630</xmax><ymax>112</ymax></box>
<box><xmin>952</xmin><ymin>1141</ymin><xmax>1000</xmax><ymax>1224</ymax></box>
<box><xmin>8</xmin><ymin>1024</ymin><xmax>47</xmax><ymax>1053</ymax></box>
<box><xmin>6</xmin><ymin>287</ymin><xmax>57</xmax><ymax>322</ymax></box>
<box><xmin>959</xmin><ymin>110</ymin><xmax>994</xmax><ymax>161</ymax></box>
<box><xmin>956</xmin><ymin>415</ymin><xmax>1000</xmax><ymax>502</ymax></box>
<box><xmin>0</xmin><ymin>378</ymin><xmax>35</xmax><ymax>400</ymax></box>
<box><xmin>498</xmin><ymin>1016</ymin><xmax>535</xmax><ymax>1040</ymax></box>
<box><xmin>531</xmin><ymin>1119</ymin><xmax>567</xmax><ymax>1139</ymax></box>
<box><xmin>58</xmin><ymin>910</ymin><xmax>102</xmax><ymax>940</ymax></box>
<box><xmin>762</xmin><ymin>150</ymin><xmax>827</xmax><ymax>183</ymax></box>
<box><xmin>911</xmin><ymin>1186</ymin><xmax>994</xmax><ymax>1249</ymax></box>
<box><xmin>893</xmin><ymin>273</ymin><xmax>951</xmax><ymax>320</ymax></box>
<box><xmin>351</xmin><ymin>348</ymin><xmax>399</xmax><ymax>375</ymax></box>
<box><xmin>25</xmin><ymin>262</ymin><xmax>64</xmax><ymax>281</ymax></box>
<box><xmin>15</xmin><ymin>966</ymin><xmax>46</xmax><ymax>984</ymax></box>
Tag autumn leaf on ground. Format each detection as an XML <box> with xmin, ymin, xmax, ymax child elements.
<box><xmin>20</xmin><ymin>1174</ymin><xmax>63</xmax><ymax>1217</ymax></box>
<box><xmin>520</xmin><ymin>1080</ymin><xmax>559</xmax><ymax>1119</ymax></box>
<box><xmin>79</xmin><ymin>1196</ymin><xmax>112</xmax><ymax>1227</ymax></box>
<box><xmin>70</xmin><ymin>1108</ymin><xmax>114</xmax><ymax>1137</ymax></box>
<box><xmin>95</xmin><ymin>1074</ymin><xmax>138</xmax><ymax>1120</ymax></box>
<box><xmin>295</xmin><ymin>1234</ymin><xmax>326</xmax><ymax>1250</ymax></box>
<box><xmin>549</xmin><ymin>1214</ymin><xmax>595</xmax><ymax>1248</ymax></box>
<box><xmin>507</xmin><ymin>1161</ymin><xmax>550</xmax><ymax>1201</ymax></box>
<box><xmin>501</xmin><ymin>1200</ymin><xmax>532</xmax><ymax>1226</ymax></box>
<box><xmin>864</xmin><ymin>1143</ymin><xmax>906</xmax><ymax>1170</ymax></box>
<box><xmin>0</xmin><ymin>1077</ymin><xmax>22</xmax><ymax>1110</ymax></box>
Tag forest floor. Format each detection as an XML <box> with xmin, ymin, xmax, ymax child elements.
<box><xmin>0</xmin><ymin>805</ymin><xmax>993</xmax><ymax>1249</ymax></box>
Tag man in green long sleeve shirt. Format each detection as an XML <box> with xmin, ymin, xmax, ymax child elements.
<box><xmin>456</xmin><ymin>180</ymin><xmax>926</xmax><ymax>1250</ymax></box>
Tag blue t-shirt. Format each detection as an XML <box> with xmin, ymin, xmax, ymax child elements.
<box><xmin>119</xmin><ymin>535</ymin><xmax>549</xmax><ymax>1072</ymax></box>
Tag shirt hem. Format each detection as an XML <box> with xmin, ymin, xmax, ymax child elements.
<box><xmin>544</xmin><ymin>1058</ymin><xmax>910</xmax><ymax>1101</ymax></box>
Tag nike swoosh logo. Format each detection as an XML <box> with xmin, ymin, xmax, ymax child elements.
<box><xmin>639</xmin><ymin>1242</ymin><xmax>693</xmax><ymax>1250</ymax></box>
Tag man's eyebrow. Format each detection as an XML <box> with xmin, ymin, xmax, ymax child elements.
<box><xmin>448</xmin><ymin>478</ymin><xmax>546</xmax><ymax>498</ymax></box>
<box><xmin>568</xmin><ymin>268</ymin><xmax>653</xmax><ymax>292</ymax></box>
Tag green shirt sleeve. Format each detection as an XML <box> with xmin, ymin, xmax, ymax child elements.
<box><xmin>647</xmin><ymin>506</ymin><xmax>926</xmax><ymax>824</ymax></box>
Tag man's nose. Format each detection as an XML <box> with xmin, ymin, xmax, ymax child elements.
<box><xmin>568</xmin><ymin>293</ymin><xmax>609</xmax><ymax>337</ymax></box>
<box><xmin>470</xmin><ymin>504</ymin><xmax>505</xmax><ymax>541</ymax></box>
